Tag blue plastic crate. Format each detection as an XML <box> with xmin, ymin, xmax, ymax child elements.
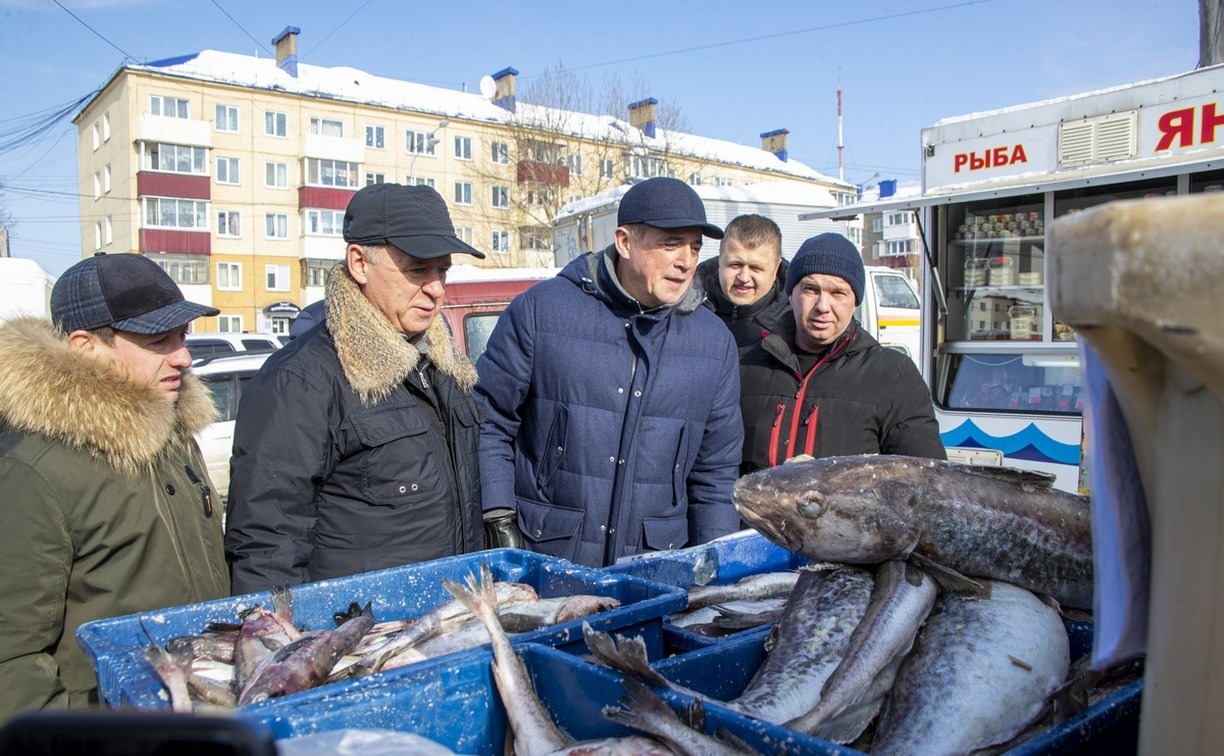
<box><xmin>652</xmin><ymin>617</ymin><xmax>1141</xmax><ymax>754</ymax></box>
<box><xmin>243</xmin><ymin>643</ymin><xmax>849</xmax><ymax>755</ymax></box>
<box><xmin>75</xmin><ymin>548</ymin><xmax>686</xmax><ymax>710</ymax></box>
<box><xmin>604</xmin><ymin>529</ymin><xmax>808</xmax><ymax>651</ymax></box>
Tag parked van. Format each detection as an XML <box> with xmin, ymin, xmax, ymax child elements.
<box><xmin>442</xmin><ymin>266</ymin><xmax>556</xmax><ymax>361</ymax></box>
<box><xmin>186</xmin><ymin>332</ymin><xmax>282</xmax><ymax>361</ymax></box>
<box><xmin>859</xmin><ymin>266</ymin><xmax>921</xmax><ymax>363</ymax></box>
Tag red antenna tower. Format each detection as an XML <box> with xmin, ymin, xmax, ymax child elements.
<box><xmin>837</xmin><ymin>79</ymin><xmax>844</xmax><ymax>182</ymax></box>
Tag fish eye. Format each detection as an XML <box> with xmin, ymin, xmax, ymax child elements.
<box><xmin>797</xmin><ymin>492</ymin><xmax>825</xmax><ymax>520</ymax></box>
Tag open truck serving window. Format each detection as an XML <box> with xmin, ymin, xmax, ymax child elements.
<box><xmin>803</xmin><ymin>63</ymin><xmax>1224</xmax><ymax>492</ymax></box>
<box><xmin>441</xmin><ymin>266</ymin><xmax>556</xmax><ymax>362</ymax></box>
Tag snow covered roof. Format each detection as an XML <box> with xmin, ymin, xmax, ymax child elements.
<box><xmin>556</xmin><ymin>180</ymin><xmax>842</xmax><ymax>220</ymax></box>
<box><xmin>98</xmin><ymin>49</ymin><xmax>848</xmax><ymax>187</ymax></box>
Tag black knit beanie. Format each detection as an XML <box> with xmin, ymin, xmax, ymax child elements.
<box><xmin>784</xmin><ymin>232</ymin><xmax>866</xmax><ymax>304</ymax></box>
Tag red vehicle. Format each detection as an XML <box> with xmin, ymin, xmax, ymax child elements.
<box><xmin>441</xmin><ymin>266</ymin><xmax>556</xmax><ymax>361</ymax></box>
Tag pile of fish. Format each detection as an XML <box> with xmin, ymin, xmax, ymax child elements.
<box><xmin>141</xmin><ymin>576</ymin><xmax>621</xmax><ymax>711</ymax></box>
<box><xmin>583</xmin><ymin>454</ymin><xmax>1104</xmax><ymax>753</ymax></box>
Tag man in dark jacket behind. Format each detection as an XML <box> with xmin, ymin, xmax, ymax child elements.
<box><xmin>695</xmin><ymin>213</ymin><xmax>790</xmax><ymax>354</ymax></box>
<box><xmin>739</xmin><ymin>232</ymin><xmax>945</xmax><ymax>474</ymax></box>
<box><xmin>476</xmin><ymin>177</ymin><xmax>744</xmax><ymax>567</ymax></box>
<box><xmin>225</xmin><ymin>184</ymin><xmax>487</xmax><ymax>594</ymax></box>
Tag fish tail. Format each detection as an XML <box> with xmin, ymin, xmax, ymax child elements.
<box><xmin>603</xmin><ymin>677</ymin><xmax>678</xmax><ymax>733</ymax></box>
<box><xmin>583</xmin><ymin>623</ymin><xmax>671</xmax><ymax>688</ymax></box>
<box><xmin>442</xmin><ymin>562</ymin><xmax>499</xmax><ymax>625</ymax></box>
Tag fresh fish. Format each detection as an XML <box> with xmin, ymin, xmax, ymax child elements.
<box><xmin>347</xmin><ymin>581</ymin><xmax>538</xmax><ymax>677</ymax></box>
<box><xmin>237</xmin><ymin>602</ymin><xmax>376</xmax><ymax>706</ymax></box>
<box><xmin>500</xmin><ymin>594</ymin><xmax>623</xmax><ymax>633</ymax></box>
<box><xmin>872</xmin><ymin>580</ymin><xmax>1070</xmax><ymax>754</ymax></box>
<box><xmin>685</xmin><ymin>571</ymin><xmax>801</xmax><ymax>610</ymax></box>
<box><xmin>733</xmin><ymin>454</ymin><xmax>1094</xmax><ymax>609</ymax></box>
<box><xmin>787</xmin><ymin>560</ymin><xmax>937</xmax><ymax>741</ymax></box>
<box><xmin>166</xmin><ymin>629</ymin><xmax>238</xmax><ymax>663</ymax></box>
<box><xmin>586</xmin><ymin>564</ymin><xmax>874</xmax><ymax>725</ymax></box>
<box><xmin>670</xmin><ymin>597</ymin><xmax>788</xmax><ymax>635</ymax></box>
<box><xmin>602</xmin><ymin>678</ymin><xmax>746</xmax><ymax>755</ymax></box>
<box><xmin>442</xmin><ymin>564</ymin><xmax>572</xmax><ymax>755</ymax></box>
<box><xmin>234</xmin><ymin>587</ymin><xmax>299</xmax><ymax>688</ymax></box>
<box><xmin>142</xmin><ymin>642</ymin><xmax>193</xmax><ymax>713</ymax></box>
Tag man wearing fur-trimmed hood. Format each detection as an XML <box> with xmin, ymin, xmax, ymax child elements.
<box><xmin>225</xmin><ymin>184</ymin><xmax>488</xmax><ymax>594</ymax></box>
<box><xmin>0</xmin><ymin>253</ymin><xmax>230</xmax><ymax>717</ymax></box>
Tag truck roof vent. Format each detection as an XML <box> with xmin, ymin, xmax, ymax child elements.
<box><xmin>1058</xmin><ymin>111</ymin><xmax>1137</xmax><ymax>167</ymax></box>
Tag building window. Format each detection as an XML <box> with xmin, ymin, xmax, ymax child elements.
<box><xmin>491</xmin><ymin>185</ymin><xmax>509</xmax><ymax>209</ymax></box>
<box><xmin>600</xmin><ymin>158</ymin><xmax>614</xmax><ymax>179</ymax></box>
<box><xmin>628</xmin><ymin>155</ymin><xmax>666</xmax><ymax>179</ymax></box>
<box><xmin>216</xmin><ymin>156</ymin><xmax>240</xmax><ymax>185</ymax></box>
<box><xmin>91</xmin><ymin>123</ymin><xmax>99</xmax><ymax>151</ymax></box>
<box><xmin>143</xmin><ymin>197</ymin><xmax>208</xmax><ymax>230</ymax></box>
<box><xmin>217</xmin><ymin>211</ymin><xmax>240</xmax><ymax>238</ymax></box>
<box><xmin>454</xmin><ymin>182</ymin><xmax>472</xmax><ymax>205</ymax></box>
<box><xmin>714</xmin><ymin>177</ymin><xmax>732</xmax><ymax>187</ymax></box>
<box><xmin>265</xmin><ymin>213</ymin><xmax>288</xmax><ymax>239</ymax></box>
<box><xmin>150</xmin><ymin>95</ymin><xmax>189</xmax><ymax>119</ymax></box>
<box><xmin>216</xmin><ymin>104</ymin><xmax>239</xmax><ymax>132</ymax></box>
<box><xmin>872</xmin><ymin>217</ymin><xmax>884</xmax><ymax>233</ymax></box>
<box><xmin>218</xmin><ymin>315</ymin><xmax>243</xmax><ymax>333</ymax></box>
<box><xmin>94</xmin><ymin>222</ymin><xmax>102</xmax><ymax>251</ymax></box>
<box><xmin>406</xmin><ymin>176</ymin><xmax>435</xmax><ymax>188</ymax></box>
<box><xmin>265</xmin><ymin>110</ymin><xmax>287</xmax><ymax>137</ymax></box>
<box><xmin>217</xmin><ymin>262</ymin><xmax>242</xmax><ymax>290</ymax></box>
<box><xmin>303</xmin><ymin>261</ymin><xmax>329</xmax><ymax>287</ymax></box>
<box><xmin>491</xmin><ymin>229</ymin><xmax>509</xmax><ymax>254</ymax></box>
<box><xmin>103</xmin><ymin>164</ymin><xmax>111</xmax><ymax>193</ymax></box>
<box><xmin>146</xmin><ymin>142</ymin><xmax>207</xmax><ymax>175</ymax></box>
<box><xmin>569</xmin><ymin>154</ymin><xmax>583</xmax><ymax>176</ymax></box>
<box><xmin>309</xmin><ymin>117</ymin><xmax>344</xmax><ymax>137</ymax></box>
<box><xmin>365</xmin><ymin>172</ymin><xmax>385</xmax><ymax>186</ymax></box>
<box><xmin>104</xmin><ymin>216</ymin><xmax>112</xmax><ymax>245</ymax></box>
<box><xmin>93</xmin><ymin>173</ymin><xmax>101</xmax><ymax>200</ymax></box>
<box><xmin>102</xmin><ymin>113</ymin><xmax>111</xmax><ymax>142</ymax></box>
<box><xmin>266</xmin><ymin>264</ymin><xmax>290</xmax><ymax>291</ymax></box>
<box><xmin>153</xmin><ymin>255</ymin><xmax>208</xmax><ymax>285</ymax></box>
<box><xmin>689</xmin><ymin>173</ymin><xmax>702</xmax><ymax>186</ymax></box>
<box><xmin>265</xmin><ymin>161</ymin><xmax>288</xmax><ymax>188</ymax></box>
<box><xmin>306</xmin><ymin>158</ymin><xmax>359</xmax><ymax>188</ymax></box>
<box><xmin>365</xmin><ymin>124</ymin><xmax>385</xmax><ymax>149</ymax></box>
<box><xmin>406</xmin><ymin>129</ymin><xmax>437</xmax><ymax>155</ymax></box>
<box><xmin>305</xmin><ymin>208</ymin><xmax>344</xmax><ymax>236</ymax></box>
<box><xmin>520</xmin><ymin>226</ymin><xmax>550</xmax><ymax>250</ymax></box>
<box><xmin>491</xmin><ymin>141</ymin><xmax>509</xmax><ymax>164</ymax></box>
<box><xmin>454</xmin><ymin>136</ymin><xmax>472</xmax><ymax>160</ymax></box>
<box><xmin>455</xmin><ymin>227</ymin><xmax>473</xmax><ymax>245</ymax></box>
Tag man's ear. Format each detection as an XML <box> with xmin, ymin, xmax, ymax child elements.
<box><xmin>67</xmin><ymin>329</ymin><xmax>98</xmax><ymax>353</ymax></box>
<box><xmin>613</xmin><ymin>226</ymin><xmax>632</xmax><ymax>260</ymax></box>
<box><xmin>346</xmin><ymin>243</ymin><xmax>372</xmax><ymax>285</ymax></box>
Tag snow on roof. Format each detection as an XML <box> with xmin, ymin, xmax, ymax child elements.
<box><xmin>555</xmin><ymin>180</ymin><xmax>842</xmax><ymax>221</ymax></box>
<box><xmin>119</xmin><ymin>49</ymin><xmax>847</xmax><ymax>186</ymax></box>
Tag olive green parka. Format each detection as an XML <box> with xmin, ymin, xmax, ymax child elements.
<box><xmin>0</xmin><ymin>317</ymin><xmax>230</xmax><ymax>718</ymax></box>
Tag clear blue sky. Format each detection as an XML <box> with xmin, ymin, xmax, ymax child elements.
<box><xmin>0</xmin><ymin>0</ymin><xmax>1200</xmax><ymax>276</ymax></box>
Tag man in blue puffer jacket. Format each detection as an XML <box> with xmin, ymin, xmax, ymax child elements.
<box><xmin>476</xmin><ymin>177</ymin><xmax>744</xmax><ymax>567</ymax></box>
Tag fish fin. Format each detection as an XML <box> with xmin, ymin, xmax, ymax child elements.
<box><xmin>583</xmin><ymin>623</ymin><xmax>671</xmax><ymax>688</ymax></box>
<box><xmin>907</xmin><ymin>553</ymin><xmax>991</xmax><ymax>598</ymax></box>
<box><xmin>958</xmin><ymin>464</ymin><xmax>1060</xmax><ymax>492</ymax></box>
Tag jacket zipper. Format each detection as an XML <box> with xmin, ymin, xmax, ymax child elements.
<box><xmin>768</xmin><ymin>403</ymin><xmax>786</xmax><ymax>467</ymax></box>
<box><xmin>783</xmin><ymin>336</ymin><xmax>853</xmax><ymax>463</ymax></box>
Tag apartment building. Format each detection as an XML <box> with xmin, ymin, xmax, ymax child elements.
<box><xmin>860</xmin><ymin>179</ymin><xmax>922</xmax><ymax>279</ymax></box>
<box><xmin>74</xmin><ymin>27</ymin><xmax>853</xmax><ymax>335</ymax></box>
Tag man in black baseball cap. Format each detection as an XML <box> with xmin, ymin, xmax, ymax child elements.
<box><xmin>0</xmin><ymin>252</ymin><xmax>229</xmax><ymax>715</ymax></box>
<box><xmin>226</xmin><ymin>183</ymin><xmax>488</xmax><ymax>593</ymax></box>
<box><xmin>475</xmin><ymin>176</ymin><xmax>744</xmax><ymax>566</ymax></box>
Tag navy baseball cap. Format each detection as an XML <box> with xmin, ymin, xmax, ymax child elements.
<box><xmin>617</xmin><ymin>177</ymin><xmax>724</xmax><ymax>239</ymax></box>
<box><xmin>344</xmin><ymin>183</ymin><xmax>485</xmax><ymax>259</ymax></box>
<box><xmin>51</xmin><ymin>253</ymin><xmax>219</xmax><ymax>335</ymax></box>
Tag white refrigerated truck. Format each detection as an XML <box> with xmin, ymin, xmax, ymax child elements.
<box><xmin>806</xmin><ymin>63</ymin><xmax>1224</xmax><ymax>492</ymax></box>
<box><xmin>0</xmin><ymin>257</ymin><xmax>54</xmax><ymax>322</ymax></box>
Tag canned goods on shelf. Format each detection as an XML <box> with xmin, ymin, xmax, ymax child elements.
<box><xmin>988</xmin><ymin>256</ymin><xmax>1016</xmax><ymax>287</ymax></box>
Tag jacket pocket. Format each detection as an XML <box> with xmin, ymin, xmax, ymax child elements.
<box><xmin>535</xmin><ymin>404</ymin><xmax>570</xmax><ymax>490</ymax></box>
<box><xmin>671</xmin><ymin>423</ymin><xmax>692</xmax><ymax>508</ymax></box>
<box><xmin>517</xmin><ymin>497</ymin><xmax>584</xmax><ymax>562</ymax></box>
<box><xmin>350</xmin><ymin>405</ymin><xmax>444</xmax><ymax>506</ymax></box>
<box><xmin>642</xmin><ymin>512</ymin><xmax>690</xmax><ymax>551</ymax></box>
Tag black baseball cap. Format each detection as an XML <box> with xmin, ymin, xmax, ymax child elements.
<box><xmin>51</xmin><ymin>253</ymin><xmax>219</xmax><ymax>335</ymax></box>
<box><xmin>343</xmin><ymin>183</ymin><xmax>485</xmax><ymax>259</ymax></box>
<box><xmin>617</xmin><ymin>177</ymin><xmax>724</xmax><ymax>239</ymax></box>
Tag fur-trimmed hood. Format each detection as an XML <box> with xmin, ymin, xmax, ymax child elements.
<box><xmin>324</xmin><ymin>262</ymin><xmax>478</xmax><ymax>404</ymax></box>
<box><xmin>0</xmin><ymin>317</ymin><xmax>217</xmax><ymax>474</ymax></box>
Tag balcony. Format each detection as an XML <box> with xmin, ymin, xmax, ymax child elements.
<box><xmin>517</xmin><ymin>161</ymin><xmax>569</xmax><ymax>186</ymax></box>
<box><xmin>135</xmin><ymin>113</ymin><xmax>212</xmax><ymax>148</ymax></box>
<box><xmin>303</xmin><ymin>133</ymin><xmax>364</xmax><ymax>163</ymax></box>
<box><xmin>140</xmin><ymin>228</ymin><xmax>211</xmax><ymax>255</ymax></box>
<box><xmin>137</xmin><ymin>172</ymin><xmax>210</xmax><ymax>200</ymax></box>
<box><xmin>299</xmin><ymin>186</ymin><xmax>356</xmax><ymax>211</ymax></box>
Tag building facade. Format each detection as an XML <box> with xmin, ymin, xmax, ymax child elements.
<box><xmin>75</xmin><ymin>28</ymin><xmax>854</xmax><ymax>335</ymax></box>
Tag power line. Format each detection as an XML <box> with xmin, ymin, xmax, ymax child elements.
<box><xmin>301</xmin><ymin>0</ymin><xmax>377</xmax><ymax>60</ymax></box>
<box><xmin>208</xmin><ymin>0</ymin><xmax>272</xmax><ymax>57</ymax></box>
<box><xmin>50</xmin><ymin>0</ymin><xmax>134</xmax><ymax>61</ymax></box>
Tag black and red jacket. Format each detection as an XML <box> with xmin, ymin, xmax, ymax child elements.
<box><xmin>738</xmin><ymin>318</ymin><xmax>946</xmax><ymax>475</ymax></box>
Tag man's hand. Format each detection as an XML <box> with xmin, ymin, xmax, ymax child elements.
<box><xmin>483</xmin><ymin>508</ymin><xmax>525</xmax><ymax>550</ymax></box>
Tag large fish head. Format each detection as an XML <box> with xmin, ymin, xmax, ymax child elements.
<box><xmin>733</xmin><ymin>455</ymin><xmax>921</xmax><ymax>563</ymax></box>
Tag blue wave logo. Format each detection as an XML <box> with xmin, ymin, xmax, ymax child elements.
<box><xmin>941</xmin><ymin>420</ymin><xmax>1080</xmax><ymax>466</ymax></box>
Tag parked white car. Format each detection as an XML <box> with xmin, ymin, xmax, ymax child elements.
<box><xmin>191</xmin><ymin>351</ymin><xmax>272</xmax><ymax>502</ymax></box>
<box><xmin>186</xmin><ymin>333</ymin><xmax>281</xmax><ymax>362</ymax></box>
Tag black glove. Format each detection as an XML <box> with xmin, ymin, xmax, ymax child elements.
<box><xmin>483</xmin><ymin>508</ymin><xmax>525</xmax><ymax>550</ymax></box>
